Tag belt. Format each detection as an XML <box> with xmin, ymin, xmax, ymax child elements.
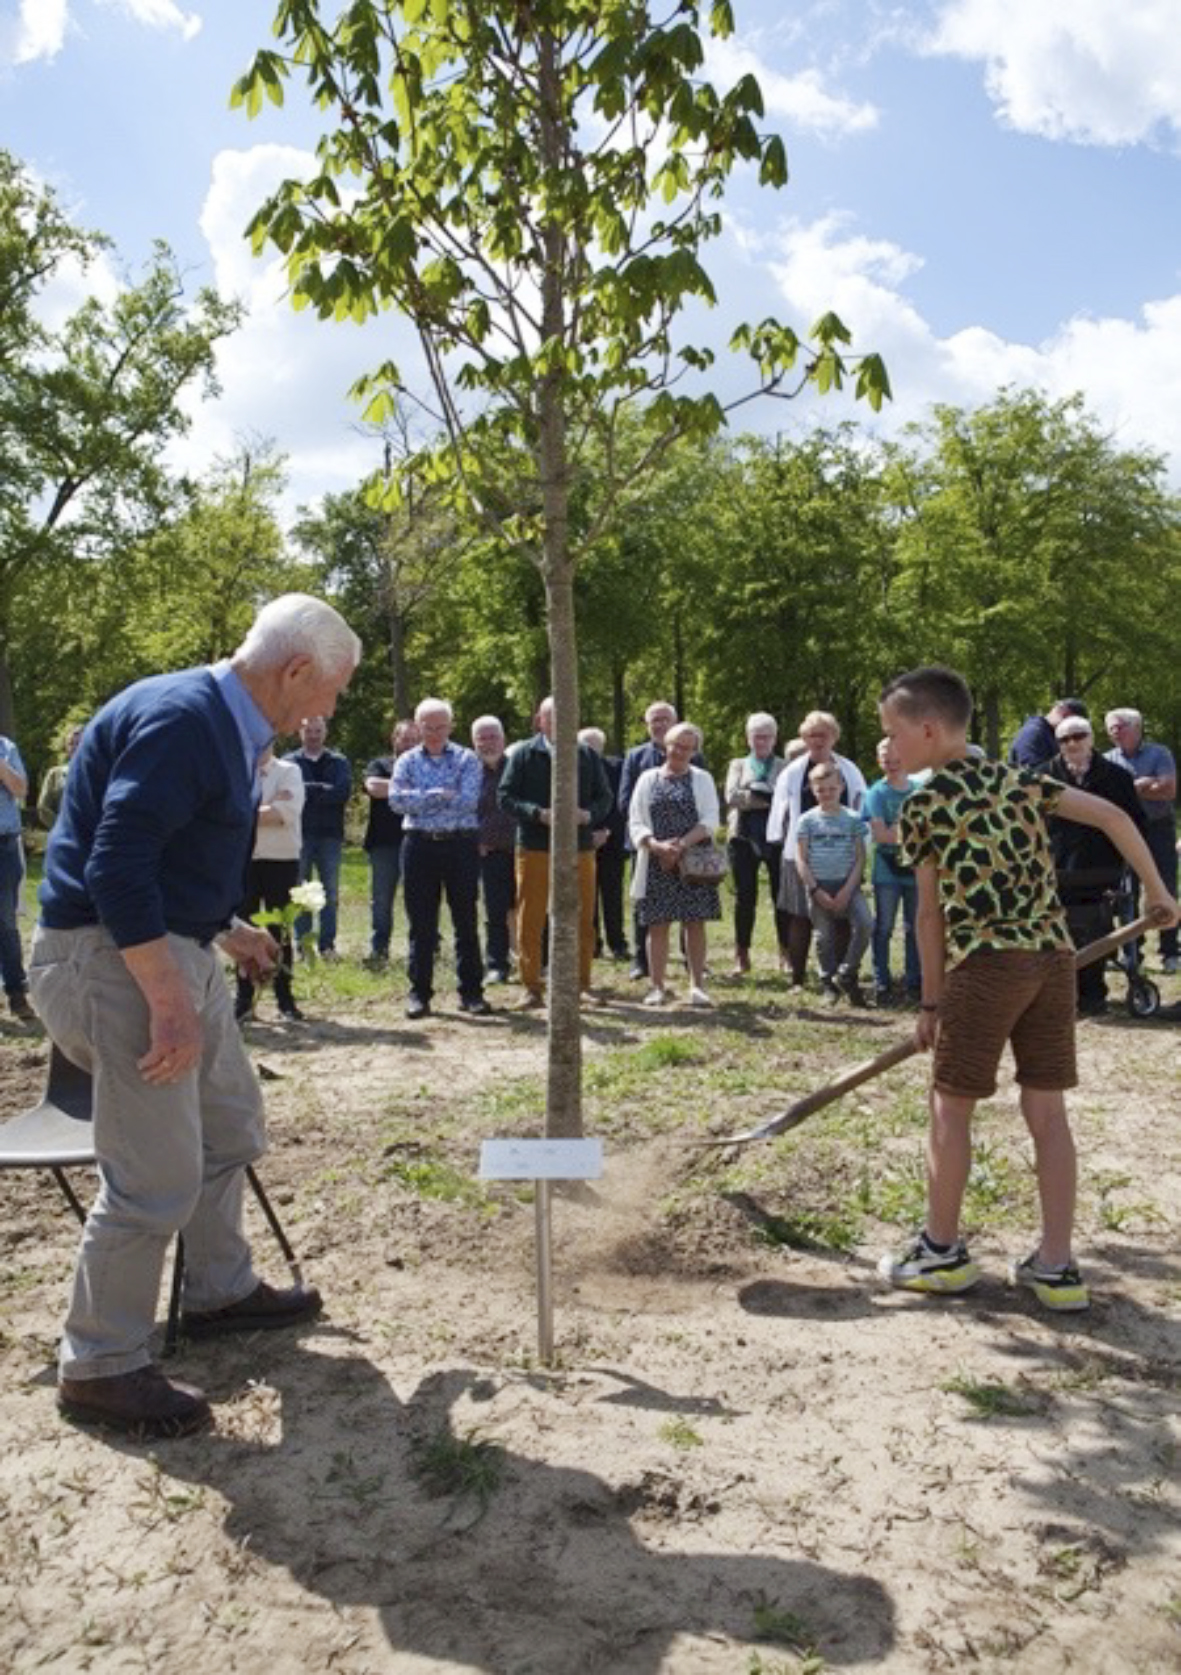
<box><xmin>410</xmin><ymin>829</ymin><xmax>473</xmax><ymax>842</ymax></box>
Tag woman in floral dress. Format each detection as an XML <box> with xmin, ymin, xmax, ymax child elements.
<box><xmin>627</xmin><ymin>723</ymin><xmax>721</xmax><ymax>1007</ymax></box>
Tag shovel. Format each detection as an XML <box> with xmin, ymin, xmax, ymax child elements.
<box><xmin>697</xmin><ymin>913</ymin><xmax>1160</xmax><ymax>1149</ymax></box>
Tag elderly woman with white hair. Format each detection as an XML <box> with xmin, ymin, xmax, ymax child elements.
<box><xmin>724</xmin><ymin>712</ymin><xmax>791</xmax><ymax>976</ymax></box>
<box><xmin>629</xmin><ymin>722</ymin><xmax>722</xmax><ymax>1007</ymax></box>
<box><xmin>767</xmin><ymin>710</ymin><xmax>867</xmax><ymax>988</ymax></box>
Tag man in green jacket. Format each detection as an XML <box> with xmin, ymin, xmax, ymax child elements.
<box><xmin>498</xmin><ymin>696</ymin><xmax>613</xmax><ymax>1007</ymax></box>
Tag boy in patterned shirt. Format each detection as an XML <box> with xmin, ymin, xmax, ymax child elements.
<box><xmin>876</xmin><ymin>666</ymin><xmax>1178</xmax><ymax>1311</ymax></box>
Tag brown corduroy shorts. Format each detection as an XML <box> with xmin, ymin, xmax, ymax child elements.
<box><xmin>934</xmin><ymin>947</ymin><xmax>1077</xmax><ymax>1099</ymax></box>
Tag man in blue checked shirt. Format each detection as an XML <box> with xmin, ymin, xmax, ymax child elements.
<box><xmin>390</xmin><ymin>698</ymin><xmax>490</xmax><ymax>1018</ymax></box>
<box><xmin>0</xmin><ymin>730</ymin><xmax>33</xmax><ymax>1020</ymax></box>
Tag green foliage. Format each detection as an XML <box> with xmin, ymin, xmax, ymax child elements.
<box><xmin>941</xmin><ymin>1371</ymin><xmax>1043</xmax><ymax>1420</ymax></box>
<box><xmin>659</xmin><ymin>1415</ymin><xmax>704</xmax><ymax>1450</ymax></box>
<box><xmin>0</xmin><ymin>150</ymin><xmax>246</xmax><ymax>756</ymax></box>
<box><xmin>412</xmin><ymin>1426</ymin><xmax>505</xmax><ymax>1504</ymax></box>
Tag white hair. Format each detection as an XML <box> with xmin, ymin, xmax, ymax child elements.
<box><xmin>237</xmin><ymin>593</ymin><xmax>360</xmax><ymax>676</ymax></box>
<box><xmin>645</xmin><ymin>700</ymin><xmax>677</xmax><ymax>723</ymax></box>
<box><xmin>1056</xmin><ymin>717</ymin><xmax>1093</xmax><ymax>741</ymax></box>
<box><xmin>746</xmin><ymin>712</ymin><xmax>777</xmax><ymax>739</ymax></box>
<box><xmin>578</xmin><ymin>726</ymin><xmax>606</xmax><ymax>752</ymax></box>
<box><xmin>471</xmin><ymin>715</ymin><xmax>504</xmax><ymax>736</ymax></box>
<box><xmin>1105</xmin><ymin>707</ymin><xmax>1142</xmax><ymax>731</ymax></box>
<box><xmin>416</xmin><ymin>697</ymin><xmax>453</xmax><ymax>724</ymax></box>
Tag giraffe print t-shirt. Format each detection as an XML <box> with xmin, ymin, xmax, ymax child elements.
<box><xmin>899</xmin><ymin>758</ymin><xmax>1073</xmax><ymax>962</ymax></box>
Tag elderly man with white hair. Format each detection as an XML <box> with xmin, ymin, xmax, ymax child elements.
<box><xmin>1105</xmin><ymin>707</ymin><xmax>1178</xmax><ymax>971</ymax></box>
<box><xmin>31</xmin><ymin>593</ymin><xmax>360</xmax><ymax>1439</ymax></box>
<box><xmin>724</xmin><ymin>711</ymin><xmax>790</xmax><ymax>976</ymax></box>
<box><xmin>390</xmin><ymin>698</ymin><xmax>489</xmax><ymax>1017</ymax></box>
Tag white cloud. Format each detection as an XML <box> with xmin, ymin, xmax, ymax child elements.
<box><xmin>177</xmin><ymin>145</ymin><xmax>427</xmax><ymax>525</ymax></box>
<box><xmin>705</xmin><ymin>36</ymin><xmax>879</xmax><ymax>137</ymax></box>
<box><xmin>927</xmin><ymin>0</ymin><xmax>1181</xmax><ymax>145</ymax></box>
<box><xmin>0</xmin><ymin>0</ymin><xmax>69</xmax><ymax>65</ymax></box>
<box><xmin>103</xmin><ymin>0</ymin><xmax>201</xmax><ymax>43</ymax></box>
<box><xmin>0</xmin><ymin>0</ymin><xmax>199</xmax><ymax>67</ymax></box>
<box><xmin>758</xmin><ymin>212</ymin><xmax>1181</xmax><ymax>476</ymax></box>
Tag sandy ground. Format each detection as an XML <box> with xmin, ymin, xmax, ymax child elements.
<box><xmin>1</xmin><ymin>988</ymin><xmax>1178</xmax><ymax>1675</ymax></box>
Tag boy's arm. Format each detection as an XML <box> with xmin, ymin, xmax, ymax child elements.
<box><xmin>1054</xmin><ymin>787</ymin><xmax>1180</xmax><ymax>922</ymax></box>
<box><xmin>913</xmin><ymin>861</ymin><xmax>945</xmax><ymax>1050</ymax></box>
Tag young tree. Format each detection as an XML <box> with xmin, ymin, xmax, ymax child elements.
<box><xmin>236</xmin><ymin>0</ymin><xmax>889</xmax><ymax>1136</ymax></box>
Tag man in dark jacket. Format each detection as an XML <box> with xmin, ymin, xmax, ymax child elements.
<box><xmin>1042</xmin><ymin>716</ymin><xmax>1146</xmax><ymax>1013</ymax></box>
<box><xmin>580</xmin><ymin>727</ymin><xmax>629</xmax><ymax>962</ymax></box>
<box><xmin>362</xmin><ymin>718</ymin><xmax>418</xmax><ymax>965</ymax></box>
<box><xmin>498</xmin><ymin>697</ymin><xmax>613</xmax><ymax>1007</ymax></box>
<box><xmin>285</xmin><ymin>715</ymin><xmax>352</xmax><ymax>956</ymax></box>
<box><xmin>32</xmin><ymin>593</ymin><xmax>358</xmax><ymax>1438</ymax></box>
<box><xmin>1008</xmin><ymin>697</ymin><xmax>1088</xmax><ymax>769</ymax></box>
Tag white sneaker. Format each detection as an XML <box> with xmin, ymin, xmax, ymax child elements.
<box><xmin>687</xmin><ymin>986</ymin><xmax>713</xmax><ymax>1007</ymax></box>
<box><xmin>642</xmin><ymin>987</ymin><xmax>669</xmax><ymax>1007</ymax></box>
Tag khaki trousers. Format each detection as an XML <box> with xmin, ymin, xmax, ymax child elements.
<box><xmin>29</xmin><ymin>924</ymin><xmax>265</xmax><ymax>1379</ymax></box>
<box><xmin>516</xmin><ymin>849</ymin><xmax>597</xmax><ymax>994</ymax></box>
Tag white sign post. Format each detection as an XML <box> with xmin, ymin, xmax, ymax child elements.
<box><xmin>479</xmin><ymin>1138</ymin><xmax>604</xmax><ymax>1364</ymax></box>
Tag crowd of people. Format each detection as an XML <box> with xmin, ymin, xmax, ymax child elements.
<box><xmin>216</xmin><ymin>691</ymin><xmax>1173</xmax><ymax>1023</ymax></box>
<box><xmin>6</xmin><ymin>588</ymin><xmax>1178</xmax><ymax>1438</ymax></box>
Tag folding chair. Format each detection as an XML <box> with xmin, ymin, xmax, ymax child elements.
<box><xmin>0</xmin><ymin>1043</ymin><xmax>304</xmax><ymax>1355</ymax></box>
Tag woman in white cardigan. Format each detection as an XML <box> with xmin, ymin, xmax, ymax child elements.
<box><xmin>767</xmin><ymin>711</ymin><xmax>867</xmax><ymax>987</ymax></box>
<box><xmin>628</xmin><ymin>723</ymin><xmax>721</xmax><ymax>1007</ymax></box>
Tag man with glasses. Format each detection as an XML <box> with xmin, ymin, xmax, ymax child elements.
<box><xmin>1043</xmin><ymin>718</ymin><xmax>1145</xmax><ymax>1013</ymax></box>
<box><xmin>1105</xmin><ymin>709</ymin><xmax>1178</xmax><ymax>974</ymax></box>
<box><xmin>390</xmin><ymin>698</ymin><xmax>489</xmax><ymax>1019</ymax></box>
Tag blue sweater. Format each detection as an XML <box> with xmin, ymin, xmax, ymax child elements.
<box><xmin>39</xmin><ymin>668</ymin><xmax>257</xmax><ymax>948</ymax></box>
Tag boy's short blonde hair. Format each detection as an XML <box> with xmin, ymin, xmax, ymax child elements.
<box><xmin>808</xmin><ymin>760</ymin><xmax>840</xmax><ymax>784</ymax></box>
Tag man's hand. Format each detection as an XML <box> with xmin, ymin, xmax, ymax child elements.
<box><xmin>576</xmin><ymin>808</ymin><xmax>591</xmax><ymax>826</ymax></box>
<box><xmin>813</xmin><ymin>888</ymin><xmax>835</xmax><ymax>911</ymax></box>
<box><xmin>219</xmin><ymin>923</ymin><xmax>279</xmax><ymax>981</ymax></box>
<box><xmin>592</xmin><ymin>828</ymin><xmax>609</xmax><ymax>849</ymax></box>
<box><xmin>120</xmin><ymin>938</ymin><xmax>205</xmax><ymax>1085</ymax></box>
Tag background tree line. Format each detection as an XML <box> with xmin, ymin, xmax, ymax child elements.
<box><xmin>4</xmin><ymin>148</ymin><xmax>1178</xmax><ymax>791</ymax></box>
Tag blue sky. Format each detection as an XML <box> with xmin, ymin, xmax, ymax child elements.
<box><xmin>4</xmin><ymin>0</ymin><xmax>1181</xmax><ymax>520</ymax></box>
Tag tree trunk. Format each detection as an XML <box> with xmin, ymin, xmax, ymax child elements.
<box><xmin>0</xmin><ymin>642</ymin><xmax>14</xmax><ymax>740</ymax></box>
<box><xmin>538</xmin><ymin>27</ymin><xmax>581</xmax><ymax>1140</ymax></box>
<box><xmin>389</xmin><ymin>606</ymin><xmax>411</xmax><ymax>718</ymax></box>
<box><xmin>611</xmin><ymin>659</ymin><xmax>626</xmax><ymax>756</ymax></box>
<box><xmin>672</xmin><ymin>606</ymin><xmax>685</xmax><ymax>719</ymax></box>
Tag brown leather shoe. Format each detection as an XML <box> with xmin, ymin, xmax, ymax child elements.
<box><xmin>59</xmin><ymin>1365</ymin><xmax>212</xmax><ymax>1439</ymax></box>
<box><xmin>182</xmin><ymin>1280</ymin><xmax>323</xmax><ymax>1339</ymax></box>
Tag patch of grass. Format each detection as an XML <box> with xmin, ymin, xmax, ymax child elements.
<box><xmin>750</xmin><ymin>1206</ymin><xmax>862</xmax><ymax>1255</ymax></box>
<box><xmin>378</xmin><ymin>1149</ymin><xmax>493</xmax><ymax>1211</ymax></box>
<box><xmin>941</xmin><ymin>1371</ymin><xmax>1042</xmax><ymax>1420</ymax></box>
<box><xmin>412</xmin><ymin>1426</ymin><xmax>505</xmax><ymax>1504</ymax></box>
<box><xmin>862</xmin><ymin>1154</ymin><xmax>928</xmax><ymax>1228</ymax></box>
<box><xmin>659</xmin><ymin>1416</ymin><xmax>703</xmax><ymax>1451</ymax></box>
<box><xmin>752</xmin><ymin>1596</ymin><xmax>821</xmax><ymax>1661</ymax></box>
<box><xmin>962</xmin><ymin>1140</ymin><xmax>1029</xmax><ymax>1221</ymax></box>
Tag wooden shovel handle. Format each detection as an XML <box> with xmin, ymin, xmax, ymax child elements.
<box><xmin>703</xmin><ymin>910</ymin><xmax>1163</xmax><ymax>1148</ymax></box>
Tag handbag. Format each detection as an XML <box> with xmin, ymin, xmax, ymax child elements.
<box><xmin>678</xmin><ymin>841</ymin><xmax>729</xmax><ymax>884</ymax></box>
